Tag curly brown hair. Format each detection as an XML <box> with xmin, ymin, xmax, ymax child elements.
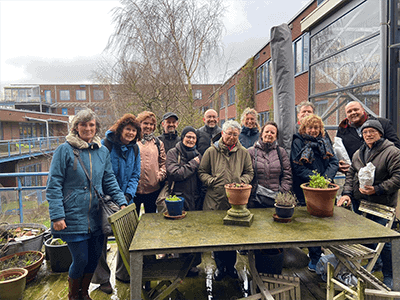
<box><xmin>109</xmin><ymin>114</ymin><xmax>141</xmax><ymax>143</ymax></box>
<box><xmin>298</xmin><ymin>115</ymin><xmax>325</xmax><ymax>137</ymax></box>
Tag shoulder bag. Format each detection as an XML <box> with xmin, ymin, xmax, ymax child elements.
<box><xmin>73</xmin><ymin>149</ymin><xmax>120</xmax><ymax>236</ymax></box>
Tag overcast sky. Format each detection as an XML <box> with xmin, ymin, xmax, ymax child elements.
<box><xmin>0</xmin><ymin>0</ymin><xmax>310</xmax><ymax>93</ymax></box>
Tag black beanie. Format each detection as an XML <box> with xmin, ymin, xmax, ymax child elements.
<box><xmin>360</xmin><ymin>120</ymin><xmax>384</xmax><ymax>136</ymax></box>
<box><xmin>181</xmin><ymin>126</ymin><xmax>197</xmax><ymax>140</ymax></box>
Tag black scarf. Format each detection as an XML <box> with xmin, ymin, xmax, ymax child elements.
<box><xmin>176</xmin><ymin>142</ymin><xmax>199</xmax><ymax>160</ymax></box>
<box><xmin>294</xmin><ymin>134</ymin><xmax>334</xmax><ymax>165</ymax></box>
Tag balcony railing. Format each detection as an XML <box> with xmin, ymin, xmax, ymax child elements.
<box><xmin>0</xmin><ymin>137</ymin><xmax>65</xmax><ymax>159</ymax></box>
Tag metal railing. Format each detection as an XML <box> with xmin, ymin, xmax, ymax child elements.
<box><xmin>0</xmin><ymin>137</ymin><xmax>65</xmax><ymax>159</ymax></box>
<box><xmin>0</xmin><ymin>172</ymin><xmax>48</xmax><ymax>223</ymax></box>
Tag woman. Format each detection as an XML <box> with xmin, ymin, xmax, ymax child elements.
<box><xmin>92</xmin><ymin>114</ymin><xmax>141</xmax><ymax>292</ymax></box>
<box><xmin>337</xmin><ymin>120</ymin><xmax>400</xmax><ymax>289</ymax></box>
<box><xmin>291</xmin><ymin>114</ymin><xmax>338</xmax><ymax>272</ymax></box>
<box><xmin>46</xmin><ymin>109</ymin><xmax>127</xmax><ymax>300</ymax></box>
<box><xmin>239</xmin><ymin>107</ymin><xmax>260</xmax><ymax>149</ymax></box>
<box><xmin>166</xmin><ymin>126</ymin><xmax>203</xmax><ymax>276</ymax></box>
<box><xmin>247</xmin><ymin>121</ymin><xmax>292</xmax><ymax>208</ymax></box>
<box><xmin>135</xmin><ymin>111</ymin><xmax>167</xmax><ymax>215</ymax></box>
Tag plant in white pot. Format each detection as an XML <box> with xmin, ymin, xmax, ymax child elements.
<box><xmin>274</xmin><ymin>192</ymin><xmax>298</xmax><ymax>220</ymax></box>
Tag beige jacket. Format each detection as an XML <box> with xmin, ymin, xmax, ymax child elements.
<box><xmin>136</xmin><ymin>138</ymin><xmax>167</xmax><ymax>194</ymax></box>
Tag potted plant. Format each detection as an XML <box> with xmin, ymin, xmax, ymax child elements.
<box><xmin>224</xmin><ymin>183</ymin><xmax>252</xmax><ymax>205</ymax></box>
<box><xmin>300</xmin><ymin>170</ymin><xmax>340</xmax><ymax>217</ymax></box>
<box><xmin>0</xmin><ymin>250</ymin><xmax>44</xmax><ymax>283</ymax></box>
<box><xmin>45</xmin><ymin>238</ymin><xmax>72</xmax><ymax>272</ymax></box>
<box><xmin>165</xmin><ymin>195</ymin><xmax>184</xmax><ymax>216</ymax></box>
<box><xmin>0</xmin><ymin>267</ymin><xmax>28</xmax><ymax>300</ymax></box>
<box><xmin>274</xmin><ymin>192</ymin><xmax>298</xmax><ymax>219</ymax></box>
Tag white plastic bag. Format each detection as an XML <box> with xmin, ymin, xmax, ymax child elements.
<box><xmin>333</xmin><ymin>137</ymin><xmax>351</xmax><ymax>165</ymax></box>
<box><xmin>358</xmin><ymin>162</ymin><xmax>375</xmax><ymax>189</ymax></box>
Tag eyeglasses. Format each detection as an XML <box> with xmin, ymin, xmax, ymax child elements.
<box><xmin>184</xmin><ymin>136</ymin><xmax>196</xmax><ymax>140</ymax></box>
<box><xmin>362</xmin><ymin>129</ymin><xmax>379</xmax><ymax>135</ymax></box>
<box><xmin>224</xmin><ymin>132</ymin><xmax>239</xmax><ymax>137</ymax></box>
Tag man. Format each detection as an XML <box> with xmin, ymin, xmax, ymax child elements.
<box><xmin>198</xmin><ymin>120</ymin><xmax>254</xmax><ymax>281</ymax></box>
<box><xmin>337</xmin><ymin>101</ymin><xmax>400</xmax><ymax>172</ymax></box>
<box><xmin>157</xmin><ymin>112</ymin><xmax>180</xmax><ymax>154</ymax></box>
<box><xmin>297</xmin><ymin>101</ymin><xmax>315</xmax><ymax>124</ymax></box>
<box><xmin>337</xmin><ymin>120</ymin><xmax>400</xmax><ymax>289</ymax></box>
<box><xmin>197</xmin><ymin>109</ymin><xmax>222</xmax><ymax>155</ymax></box>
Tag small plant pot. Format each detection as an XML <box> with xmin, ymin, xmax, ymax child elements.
<box><xmin>0</xmin><ymin>250</ymin><xmax>45</xmax><ymax>283</ymax></box>
<box><xmin>165</xmin><ymin>197</ymin><xmax>184</xmax><ymax>216</ymax></box>
<box><xmin>45</xmin><ymin>239</ymin><xmax>72</xmax><ymax>272</ymax></box>
<box><xmin>301</xmin><ymin>183</ymin><xmax>339</xmax><ymax>217</ymax></box>
<box><xmin>0</xmin><ymin>268</ymin><xmax>28</xmax><ymax>300</ymax></box>
<box><xmin>274</xmin><ymin>204</ymin><xmax>295</xmax><ymax>219</ymax></box>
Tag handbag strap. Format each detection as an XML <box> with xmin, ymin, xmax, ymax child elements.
<box><xmin>72</xmin><ymin>148</ymin><xmax>103</xmax><ymax>200</ymax></box>
<box><xmin>168</xmin><ymin>152</ymin><xmax>181</xmax><ymax>193</ymax></box>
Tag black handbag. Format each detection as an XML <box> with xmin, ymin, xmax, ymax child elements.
<box><xmin>73</xmin><ymin>149</ymin><xmax>120</xmax><ymax>236</ymax></box>
<box><xmin>251</xmin><ymin>147</ymin><xmax>283</xmax><ymax>208</ymax></box>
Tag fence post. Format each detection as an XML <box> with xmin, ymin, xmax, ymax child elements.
<box><xmin>17</xmin><ymin>176</ymin><xmax>23</xmax><ymax>223</ymax></box>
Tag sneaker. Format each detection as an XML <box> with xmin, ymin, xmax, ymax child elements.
<box><xmin>383</xmin><ymin>277</ymin><xmax>393</xmax><ymax>290</ymax></box>
<box><xmin>99</xmin><ymin>282</ymin><xmax>113</xmax><ymax>294</ymax></box>
<box><xmin>213</xmin><ymin>267</ymin><xmax>227</xmax><ymax>281</ymax></box>
<box><xmin>308</xmin><ymin>261</ymin><xmax>317</xmax><ymax>272</ymax></box>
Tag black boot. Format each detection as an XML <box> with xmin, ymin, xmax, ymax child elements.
<box><xmin>80</xmin><ymin>273</ymin><xmax>94</xmax><ymax>300</ymax></box>
<box><xmin>68</xmin><ymin>277</ymin><xmax>81</xmax><ymax>300</ymax></box>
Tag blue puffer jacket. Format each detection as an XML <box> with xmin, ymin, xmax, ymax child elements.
<box><xmin>102</xmin><ymin>130</ymin><xmax>141</xmax><ymax>203</ymax></box>
<box><xmin>239</xmin><ymin>126</ymin><xmax>260</xmax><ymax>149</ymax></box>
<box><xmin>46</xmin><ymin>133</ymin><xmax>127</xmax><ymax>235</ymax></box>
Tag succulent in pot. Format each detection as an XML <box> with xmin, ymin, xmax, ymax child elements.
<box><xmin>274</xmin><ymin>192</ymin><xmax>297</xmax><ymax>219</ymax></box>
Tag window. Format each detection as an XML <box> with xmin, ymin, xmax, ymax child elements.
<box><xmin>315</xmin><ymin>100</ymin><xmax>328</xmax><ymax>117</ymax></box>
<box><xmin>62</xmin><ymin>108</ymin><xmax>68</xmax><ymax>115</ymax></box>
<box><xmin>76</xmin><ymin>90</ymin><xmax>86</xmax><ymax>100</ymax></box>
<box><xmin>256</xmin><ymin>60</ymin><xmax>272</xmax><ymax>92</ymax></box>
<box><xmin>94</xmin><ymin>107</ymin><xmax>107</xmax><ymax>118</ymax></box>
<box><xmin>194</xmin><ymin>90</ymin><xmax>202</xmax><ymax>100</ymax></box>
<box><xmin>258</xmin><ymin>110</ymin><xmax>274</xmax><ymax>126</ymax></box>
<box><xmin>228</xmin><ymin>86</ymin><xmax>235</xmax><ymax>105</ymax></box>
<box><xmin>44</xmin><ymin>90</ymin><xmax>52</xmax><ymax>104</ymax></box>
<box><xmin>19</xmin><ymin>164</ymin><xmax>42</xmax><ymax>186</ymax></box>
<box><xmin>293</xmin><ymin>33</ymin><xmax>309</xmax><ymax>75</ymax></box>
<box><xmin>74</xmin><ymin>107</ymin><xmax>85</xmax><ymax>114</ymax></box>
<box><xmin>93</xmin><ymin>90</ymin><xmax>104</xmax><ymax>100</ymax></box>
<box><xmin>60</xmin><ymin>90</ymin><xmax>70</xmax><ymax>101</ymax></box>
<box><xmin>220</xmin><ymin>94</ymin><xmax>225</xmax><ymax>108</ymax></box>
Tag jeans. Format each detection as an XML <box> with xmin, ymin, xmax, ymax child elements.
<box><xmin>67</xmin><ymin>233</ymin><xmax>104</xmax><ymax>279</ymax></box>
<box><xmin>308</xmin><ymin>246</ymin><xmax>322</xmax><ymax>265</ymax></box>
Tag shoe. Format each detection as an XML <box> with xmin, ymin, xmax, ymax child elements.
<box><xmin>213</xmin><ymin>267</ymin><xmax>227</xmax><ymax>281</ymax></box>
<box><xmin>187</xmin><ymin>266</ymin><xmax>200</xmax><ymax>277</ymax></box>
<box><xmin>226</xmin><ymin>268</ymin><xmax>238</xmax><ymax>279</ymax></box>
<box><xmin>99</xmin><ymin>282</ymin><xmax>113</xmax><ymax>294</ymax></box>
<box><xmin>383</xmin><ymin>277</ymin><xmax>393</xmax><ymax>290</ymax></box>
<box><xmin>308</xmin><ymin>261</ymin><xmax>317</xmax><ymax>272</ymax></box>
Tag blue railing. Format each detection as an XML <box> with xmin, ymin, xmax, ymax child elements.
<box><xmin>0</xmin><ymin>137</ymin><xmax>65</xmax><ymax>159</ymax></box>
<box><xmin>0</xmin><ymin>172</ymin><xmax>48</xmax><ymax>223</ymax></box>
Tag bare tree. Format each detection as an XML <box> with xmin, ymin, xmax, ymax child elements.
<box><xmin>104</xmin><ymin>0</ymin><xmax>224</xmax><ymax>126</ymax></box>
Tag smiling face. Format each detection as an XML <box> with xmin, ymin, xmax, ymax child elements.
<box><xmin>362</xmin><ymin>127</ymin><xmax>382</xmax><ymax>148</ymax></box>
<box><xmin>182</xmin><ymin>131</ymin><xmax>197</xmax><ymax>148</ymax></box>
<box><xmin>77</xmin><ymin>119</ymin><xmax>96</xmax><ymax>143</ymax></box>
<box><xmin>140</xmin><ymin>117</ymin><xmax>156</xmax><ymax>135</ymax></box>
<box><xmin>305</xmin><ymin>123</ymin><xmax>321</xmax><ymax>138</ymax></box>
<box><xmin>261</xmin><ymin>124</ymin><xmax>277</xmax><ymax>143</ymax></box>
<box><xmin>162</xmin><ymin>117</ymin><xmax>179</xmax><ymax>133</ymax></box>
<box><xmin>345</xmin><ymin>102</ymin><xmax>366</xmax><ymax>126</ymax></box>
<box><xmin>244</xmin><ymin>113</ymin><xmax>256</xmax><ymax>129</ymax></box>
<box><xmin>297</xmin><ymin>105</ymin><xmax>314</xmax><ymax>123</ymax></box>
<box><xmin>203</xmin><ymin>110</ymin><xmax>219</xmax><ymax>128</ymax></box>
<box><xmin>120</xmin><ymin>124</ymin><xmax>137</xmax><ymax>145</ymax></box>
<box><xmin>222</xmin><ymin>127</ymin><xmax>240</xmax><ymax>146</ymax></box>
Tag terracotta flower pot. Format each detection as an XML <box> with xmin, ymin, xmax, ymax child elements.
<box><xmin>301</xmin><ymin>183</ymin><xmax>340</xmax><ymax>217</ymax></box>
<box><xmin>224</xmin><ymin>183</ymin><xmax>252</xmax><ymax>205</ymax></box>
<box><xmin>0</xmin><ymin>268</ymin><xmax>28</xmax><ymax>300</ymax></box>
<box><xmin>0</xmin><ymin>250</ymin><xmax>44</xmax><ymax>283</ymax></box>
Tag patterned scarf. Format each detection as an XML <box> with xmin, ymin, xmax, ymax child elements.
<box><xmin>294</xmin><ymin>134</ymin><xmax>334</xmax><ymax>165</ymax></box>
<box><xmin>141</xmin><ymin>133</ymin><xmax>155</xmax><ymax>145</ymax></box>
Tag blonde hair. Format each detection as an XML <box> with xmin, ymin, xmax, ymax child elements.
<box><xmin>298</xmin><ymin>115</ymin><xmax>325</xmax><ymax>137</ymax></box>
<box><xmin>240</xmin><ymin>107</ymin><xmax>260</xmax><ymax>130</ymax></box>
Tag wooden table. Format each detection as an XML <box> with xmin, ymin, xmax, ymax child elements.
<box><xmin>129</xmin><ymin>207</ymin><xmax>400</xmax><ymax>300</ymax></box>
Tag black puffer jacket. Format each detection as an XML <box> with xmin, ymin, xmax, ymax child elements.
<box><xmin>158</xmin><ymin>131</ymin><xmax>180</xmax><ymax>154</ymax></box>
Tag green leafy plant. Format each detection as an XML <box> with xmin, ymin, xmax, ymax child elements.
<box><xmin>275</xmin><ymin>192</ymin><xmax>298</xmax><ymax>207</ymax></box>
<box><xmin>166</xmin><ymin>195</ymin><xmax>181</xmax><ymax>202</ymax></box>
<box><xmin>49</xmin><ymin>238</ymin><xmax>67</xmax><ymax>246</ymax></box>
<box><xmin>308</xmin><ymin>170</ymin><xmax>331</xmax><ymax>189</ymax></box>
<box><xmin>225</xmin><ymin>183</ymin><xmax>250</xmax><ymax>188</ymax></box>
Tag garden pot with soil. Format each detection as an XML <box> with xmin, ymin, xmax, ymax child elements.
<box><xmin>0</xmin><ymin>250</ymin><xmax>44</xmax><ymax>283</ymax></box>
<box><xmin>45</xmin><ymin>238</ymin><xmax>72</xmax><ymax>272</ymax></box>
<box><xmin>0</xmin><ymin>267</ymin><xmax>28</xmax><ymax>300</ymax></box>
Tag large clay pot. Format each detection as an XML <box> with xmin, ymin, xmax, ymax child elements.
<box><xmin>301</xmin><ymin>183</ymin><xmax>340</xmax><ymax>217</ymax></box>
<box><xmin>224</xmin><ymin>183</ymin><xmax>252</xmax><ymax>205</ymax></box>
<box><xmin>0</xmin><ymin>268</ymin><xmax>28</xmax><ymax>300</ymax></box>
<box><xmin>0</xmin><ymin>250</ymin><xmax>44</xmax><ymax>283</ymax></box>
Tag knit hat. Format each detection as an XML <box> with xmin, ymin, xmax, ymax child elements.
<box><xmin>181</xmin><ymin>126</ymin><xmax>197</xmax><ymax>140</ymax></box>
<box><xmin>360</xmin><ymin>120</ymin><xmax>384</xmax><ymax>136</ymax></box>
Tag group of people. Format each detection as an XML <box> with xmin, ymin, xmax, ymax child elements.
<box><xmin>46</xmin><ymin>99</ymin><xmax>400</xmax><ymax>299</ymax></box>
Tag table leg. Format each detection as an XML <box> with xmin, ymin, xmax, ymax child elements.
<box><xmin>392</xmin><ymin>239</ymin><xmax>400</xmax><ymax>292</ymax></box>
<box><xmin>130</xmin><ymin>251</ymin><xmax>143</xmax><ymax>300</ymax></box>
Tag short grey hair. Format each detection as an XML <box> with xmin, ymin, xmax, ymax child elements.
<box><xmin>222</xmin><ymin>120</ymin><xmax>241</xmax><ymax>133</ymax></box>
<box><xmin>297</xmin><ymin>101</ymin><xmax>315</xmax><ymax>113</ymax></box>
<box><xmin>70</xmin><ymin>108</ymin><xmax>101</xmax><ymax>135</ymax></box>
